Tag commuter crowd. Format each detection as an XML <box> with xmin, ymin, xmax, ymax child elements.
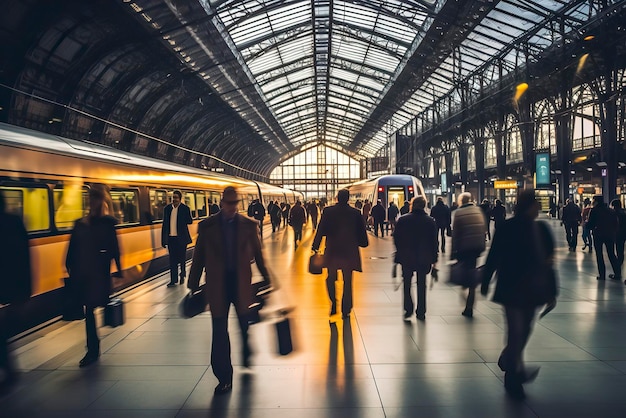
<box><xmin>3</xmin><ymin>184</ymin><xmax>625</xmax><ymax>401</ymax></box>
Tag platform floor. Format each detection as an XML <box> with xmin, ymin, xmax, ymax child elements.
<box><xmin>2</xmin><ymin>216</ymin><xmax>626</xmax><ymax>417</ymax></box>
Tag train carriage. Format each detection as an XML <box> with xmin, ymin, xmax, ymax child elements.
<box><xmin>0</xmin><ymin>122</ymin><xmax>302</xmax><ymax>333</ymax></box>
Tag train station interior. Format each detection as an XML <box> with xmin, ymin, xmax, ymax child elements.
<box><xmin>2</xmin><ymin>0</ymin><xmax>626</xmax><ymax>416</ymax></box>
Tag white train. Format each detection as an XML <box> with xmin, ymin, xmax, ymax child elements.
<box><xmin>0</xmin><ymin>122</ymin><xmax>302</xmax><ymax>332</ymax></box>
<box><xmin>344</xmin><ymin>174</ymin><xmax>426</xmax><ymax>213</ymax></box>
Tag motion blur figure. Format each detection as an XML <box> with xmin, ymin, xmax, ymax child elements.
<box><xmin>451</xmin><ymin>193</ymin><xmax>486</xmax><ymax>318</ymax></box>
<box><xmin>188</xmin><ymin>186</ymin><xmax>271</xmax><ymax>395</ymax></box>
<box><xmin>587</xmin><ymin>195</ymin><xmax>620</xmax><ymax>281</ymax></box>
<box><xmin>0</xmin><ymin>191</ymin><xmax>32</xmax><ymax>391</ymax></box>
<box><xmin>394</xmin><ymin>196</ymin><xmax>438</xmax><ymax>320</ymax></box>
<box><xmin>289</xmin><ymin>200</ymin><xmax>306</xmax><ymax>249</ymax></box>
<box><xmin>482</xmin><ymin>190</ymin><xmax>557</xmax><ymax>400</ymax></box>
<box><xmin>312</xmin><ymin>189</ymin><xmax>368</xmax><ymax>318</ymax></box>
<box><xmin>429</xmin><ymin>197</ymin><xmax>451</xmax><ymax>253</ymax></box>
<box><xmin>65</xmin><ymin>185</ymin><xmax>122</xmax><ymax>368</ymax></box>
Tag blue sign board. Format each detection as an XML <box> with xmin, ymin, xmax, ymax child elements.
<box><xmin>535</xmin><ymin>152</ymin><xmax>550</xmax><ymax>187</ymax></box>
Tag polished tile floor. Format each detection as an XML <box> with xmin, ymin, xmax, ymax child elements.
<box><xmin>2</xmin><ymin>216</ymin><xmax>626</xmax><ymax>417</ymax></box>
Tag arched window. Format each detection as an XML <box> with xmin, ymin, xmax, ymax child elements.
<box><xmin>467</xmin><ymin>145</ymin><xmax>476</xmax><ymax>171</ymax></box>
<box><xmin>485</xmin><ymin>138</ymin><xmax>497</xmax><ymax>168</ymax></box>
<box><xmin>506</xmin><ymin>115</ymin><xmax>523</xmax><ymax>163</ymax></box>
<box><xmin>452</xmin><ymin>149</ymin><xmax>460</xmax><ymax>174</ymax></box>
<box><xmin>571</xmin><ymin>86</ymin><xmax>601</xmax><ymax>151</ymax></box>
<box><xmin>270</xmin><ymin>144</ymin><xmax>360</xmax><ymax>199</ymax></box>
<box><xmin>535</xmin><ymin>99</ymin><xmax>556</xmax><ymax>155</ymax></box>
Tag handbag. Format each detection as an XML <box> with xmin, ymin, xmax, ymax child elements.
<box><xmin>180</xmin><ymin>285</ymin><xmax>206</xmax><ymax>318</ymax></box>
<box><xmin>61</xmin><ymin>277</ymin><xmax>85</xmax><ymax>321</ymax></box>
<box><xmin>448</xmin><ymin>261</ymin><xmax>482</xmax><ymax>288</ymax></box>
<box><xmin>308</xmin><ymin>253</ymin><xmax>324</xmax><ymax>275</ymax></box>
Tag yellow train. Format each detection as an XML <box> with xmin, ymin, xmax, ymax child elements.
<box><xmin>0</xmin><ymin>122</ymin><xmax>302</xmax><ymax>332</ymax></box>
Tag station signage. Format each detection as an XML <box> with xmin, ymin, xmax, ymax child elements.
<box><xmin>535</xmin><ymin>152</ymin><xmax>550</xmax><ymax>187</ymax></box>
<box><xmin>493</xmin><ymin>180</ymin><xmax>518</xmax><ymax>189</ymax></box>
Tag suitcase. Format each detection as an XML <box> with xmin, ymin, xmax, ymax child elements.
<box><xmin>104</xmin><ymin>298</ymin><xmax>125</xmax><ymax>327</ymax></box>
<box><xmin>275</xmin><ymin>314</ymin><xmax>293</xmax><ymax>355</ymax></box>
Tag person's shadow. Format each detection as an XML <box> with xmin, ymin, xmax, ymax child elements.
<box><xmin>326</xmin><ymin>319</ymin><xmax>358</xmax><ymax>406</ymax></box>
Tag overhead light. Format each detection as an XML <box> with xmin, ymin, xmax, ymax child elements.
<box><xmin>584</xmin><ymin>35</ymin><xmax>595</xmax><ymax>41</ymax></box>
<box><xmin>596</xmin><ymin>161</ymin><xmax>607</xmax><ymax>167</ymax></box>
<box><xmin>586</xmin><ymin>168</ymin><xmax>593</xmax><ymax>171</ymax></box>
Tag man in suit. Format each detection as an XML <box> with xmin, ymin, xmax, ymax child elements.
<box><xmin>162</xmin><ymin>190</ymin><xmax>193</xmax><ymax>287</ymax></box>
<box><xmin>312</xmin><ymin>189</ymin><xmax>368</xmax><ymax>318</ymax></box>
<box><xmin>188</xmin><ymin>186</ymin><xmax>271</xmax><ymax>395</ymax></box>
<box><xmin>394</xmin><ymin>196</ymin><xmax>438</xmax><ymax>320</ymax></box>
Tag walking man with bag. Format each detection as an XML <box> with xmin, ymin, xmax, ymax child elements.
<box><xmin>394</xmin><ymin>196</ymin><xmax>438</xmax><ymax>321</ymax></box>
<box><xmin>312</xmin><ymin>189</ymin><xmax>368</xmax><ymax>318</ymax></box>
<box><xmin>162</xmin><ymin>190</ymin><xmax>193</xmax><ymax>287</ymax></box>
<box><xmin>188</xmin><ymin>186</ymin><xmax>272</xmax><ymax>395</ymax></box>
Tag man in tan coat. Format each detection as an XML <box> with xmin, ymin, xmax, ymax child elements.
<box><xmin>188</xmin><ymin>186</ymin><xmax>271</xmax><ymax>395</ymax></box>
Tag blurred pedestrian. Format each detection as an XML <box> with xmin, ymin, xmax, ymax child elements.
<box><xmin>491</xmin><ymin>199</ymin><xmax>506</xmax><ymax>230</ymax></box>
<box><xmin>481</xmin><ymin>189</ymin><xmax>557</xmax><ymax>400</ymax></box>
<box><xmin>65</xmin><ymin>184</ymin><xmax>122</xmax><ymax>367</ymax></box>
<box><xmin>562</xmin><ymin>198</ymin><xmax>582</xmax><ymax>251</ymax></box>
<box><xmin>188</xmin><ymin>186</ymin><xmax>271</xmax><ymax>395</ymax></box>
<box><xmin>312</xmin><ymin>189</ymin><xmax>368</xmax><ymax>318</ymax></box>
<box><xmin>451</xmin><ymin>192</ymin><xmax>486</xmax><ymax>318</ymax></box>
<box><xmin>162</xmin><ymin>190</ymin><xmax>193</xmax><ymax>286</ymax></box>
<box><xmin>587</xmin><ymin>195</ymin><xmax>620</xmax><ymax>280</ymax></box>
<box><xmin>269</xmin><ymin>200</ymin><xmax>282</xmax><ymax>233</ymax></box>
<box><xmin>610</xmin><ymin>199</ymin><xmax>626</xmax><ymax>280</ymax></box>
<box><xmin>429</xmin><ymin>197</ymin><xmax>451</xmax><ymax>253</ymax></box>
<box><xmin>361</xmin><ymin>199</ymin><xmax>372</xmax><ymax>228</ymax></box>
<box><xmin>581</xmin><ymin>198</ymin><xmax>593</xmax><ymax>252</ymax></box>
<box><xmin>479</xmin><ymin>199</ymin><xmax>492</xmax><ymax>240</ymax></box>
<box><xmin>370</xmin><ymin>199</ymin><xmax>386</xmax><ymax>237</ymax></box>
<box><xmin>309</xmin><ymin>200</ymin><xmax>319</xmax><ymax>229</ymax></box>
<box><xmin>0</xmin><ymin>192</ymin><xmax>32</xmax><ymax>390</ymax></box>
<box><xmin>394</xmin><ymin>196</ymin><xmax>438</xmax><ymax>320</ymax></box>
<box><xmin>400</xmin><ymin>200</ymin><xmax>410</xmax><ymax>215</ymax></box>
<box><xmin>289</xmin><ymin>200</ymin><xmax>306</xmax><ymax>249</ymax></box>
<box><xmin>387</xmin><ymin>201</ymin><xmax>399</xmax><ymax>234</ymax></box>
<box><xmin>248</xmin><ymin>199</ymin><xmax>266</xmax><ymax>239</ymax></box>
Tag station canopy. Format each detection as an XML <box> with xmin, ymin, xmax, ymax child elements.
<box><xmin>135</xmin><ymin>0</ymin><xmax>601</xmax><ymax>161</ymax></box>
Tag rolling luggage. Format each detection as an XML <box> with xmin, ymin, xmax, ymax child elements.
<box><xmin>104</xmin><ymin>297</ymin><xmax>124</xmax><ymax>327</ymax></box>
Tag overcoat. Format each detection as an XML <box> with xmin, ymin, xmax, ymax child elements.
<box><xmin>187</xmin><ymin>213</ymin><xmax>269</xmax><ymax>317</ymax></box>
<box><xmin>65</xmin><ymin>216</ymin><xmax>120</xmax><ymax>307</ymax></box>
<box><xmin>161</xmin><ymin>203</ymin><xmax>193</xmax><ymax>247</ymax></box>
<box><xmin>0</xmin><ymin>213</ymin><xmax>32</xmax><ymax>304</ymax></box>
<box><xmin>394</xmin><ymin>209</ymin><xmax>438</xmax><ymax>274</ymax></box>
<box><xmin>482</xmin><ymin>217</ymin><xmax>557</xmax><ymax>307</ymax></box>
<box><xmin>312</xmin><ymin>203</ymin><xmax>368</xmax><ymax>272</ymax></box>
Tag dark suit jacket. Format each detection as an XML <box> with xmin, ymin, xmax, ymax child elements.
<box><xmin>188</xmin><ymin>213</ymin><xmax>270</xmax><ymax>317</ymax></box>
<box><xmin>482</xmin><ymin>217</ymin><xmax>557</xmax><ymax>307</ymax></box>
<box><xmin>0</xmin><ymin>213</ymin><xmax>32</xmax><ymax>304</ymax></box>
<box><xmin>312</xmin><ymin>203</ymin><xmax>368</xmax><ymax>272</ymax></box>
<box><xmin>162</xmin><ymin>203</ymin><xmax>193</xmax><ymax>247</ymax></box>
<box><xmin>394</xmin><ymin>209</ymin><xmax>438</xmax><ymax>274</ymax></box>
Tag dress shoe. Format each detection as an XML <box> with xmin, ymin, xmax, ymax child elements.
<box><xmin>609</xmin><ymin>274</ymin><xmax>621</xmax><ymax>280</ymax></box>
<box><xmin>403</xmin><ymin>311</ymin><xmax>412</xmax><ymax>321</ymax></box>
<box><xmin>461</xmin><ymin>309</ymin><xmax>473</xmax><ymax>318</ymax></box>
<box><xmin>79</xmin><ymin>353</ymin><xmax>99</xmax><ymax>368</ymax></box>
<box><xmin>504</xmin><ymin>372</ymin><xmax>525</xmax><ymax>400</ymax></box>
<box><xmin>167</xmin><ymin>283</ymin><xmax>176</xmax><ymax>287</ymax></box>
<box><xmin>214</xmin><ymin>382</ymin><xmax>232</xmax><ymax>395</ymax></box>
<box><xmin>179</xmin><ymin>279</ymin><xmax>185</xmax><ymax>285</ymax></box>
<box><xmin>416</xmin><ymin>313</ymin><xmax>425</xmax><ymax>321</ymax></box>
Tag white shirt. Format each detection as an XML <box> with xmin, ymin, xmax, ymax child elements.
<box><xmin>170</xmin><ymin>204</ymin><xmax>179</xmax><ymax>236</ymax></box>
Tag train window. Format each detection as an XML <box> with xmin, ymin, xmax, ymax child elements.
<box><xmin>0</xmin><ymin>185</ymin><xmax>50</xmax><ymax>232</ymax></box>
<box><xmin>53</xmin><ymin>184</ymin><xmax>88</xmax><ymax>230</ymax></box>
<box><xmin>209</xmin><ymin>192</ymin><xmax>221</xmax><ymax>215</ymax></box>
<box><xmin>150</xmin><ymin>189</ymin><xmax>167</xmax><ymax>221</ymax></box>
<box><xmin>195</xmin><ymin>191</ymin><xmax>207</xmax><ymax>218</ymax></box>
<box><xmin>183</xmin><ymin>191</ymin><xmax>197</xmax><ymax>218</ymax></box>
<box><xmin>110</xmin><ymin>189</ymin><xmax>139</xmax><ymax>225</ymax></box>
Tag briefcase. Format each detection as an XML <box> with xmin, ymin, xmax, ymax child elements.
<box><xmin>275</xmin><ymin>315</ymin><xmax>293</xmax><ymax>356</ymax></box>
<box><xmin>104</xmin><ymin>297</ymin><xmax>125</xmax><ymax>327</ymax></box>
<box><xmin>180</xmin><ymin>286</ymin><xmax>206</xmax><ymax>318</ymax></box>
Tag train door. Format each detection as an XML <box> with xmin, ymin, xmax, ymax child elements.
<box><xmin>387</xmin><ymin>186</ymin><xmax>406</xmax><ymax>207</ymax></box>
